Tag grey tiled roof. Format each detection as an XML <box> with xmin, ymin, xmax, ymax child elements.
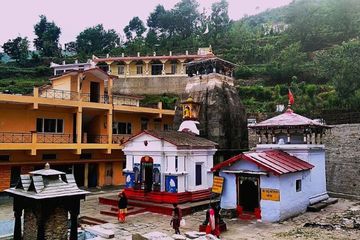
<box><xmin>142</xmin><ymin>130</ymin><xmax>217</xmax><ymax>149</ymax></box>
<box><xmin>5</xmin><ymin>166</ymin><xmax>88</xmax><ymax>199</ymax></box>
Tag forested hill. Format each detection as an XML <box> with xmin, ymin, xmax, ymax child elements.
<box><xmin>1</xmin><ymin>0</ymin><xmax>360</xmax><ymax>116</ymax></box>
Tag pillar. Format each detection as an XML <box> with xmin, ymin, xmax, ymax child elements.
<box><xmin>76</xmin><ymin>108</ymin><xmax>82</xmax><ymax>145</ymax></box>
<box><xmin>125</xmin><ymin>62</ymin><xmax>131</xmax><ymax>76</ymax></box>
<box><xmin>13</xmin><ymin>198</ymin><xmax>22</xmax><ymax>240</ymax></box>
<box><xmin>161</xmin><ymin>60</ymin><xmax>167</xmax><ymax>75</ymax></box>
<box><xmin>107</xmin><ymin>109</ymin><xmax>112</xmax><ymax>145</ymax></box>
<box><xmin>69</xmin><ymin>199</ymin><xmax>80</xmax><ymax>240</ymax></box>
<box><xmin>84</xmin><ymin>163</ymin><xmax>89</xmax><ymax>188</ymax></box>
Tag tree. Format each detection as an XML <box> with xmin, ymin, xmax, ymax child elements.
<box><xmin>33</xmin><ymin>15</ymin><xmax>61</xmax><ymax>57</ymax></box>
<box><xmin>64</xmin><ymin>41</ymin><xmax>77</xmax><ymax>53</ymax></box>
<box><xmin>171</xmin><ymin>0</ymin><xmax>200</xmax><ymax>39</ymax></box>
<box><xmin>124</xmin><ymin>17</ymin><xmax>146</xmax><ymax>42</ymax></box>
<box><xmin>209</xmin><ymin>0</ymin><xmax>231</xmax><ymax>44</ymax></box>
<box><xmin>76</xmin><ymin>24</ymin><xmax>120</xmax><ymax>55</ymax></box>
<box><xmin>316</xmin><ymin>40</ymin><xmax>360</xmax><ymax>104</ymax></box>
<box><xmin>2</xmin><ymin>37</ymin><xmax>29</xmax><ymax>63</ymax></box>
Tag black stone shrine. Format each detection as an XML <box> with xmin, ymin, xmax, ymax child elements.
<box><xmin>5</xmin><ymin>163</ymin><xmax>88</xmax><ymax>240</ymax></box>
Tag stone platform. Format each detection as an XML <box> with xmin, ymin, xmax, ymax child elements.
<box><xmin>99</xmin><ymin>194</ymin><xmax>219</xmax><ymax>217</ymax></box>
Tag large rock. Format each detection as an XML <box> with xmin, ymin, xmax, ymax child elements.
<box><xmin>175</xmin><ymin>76</ymin><xmax>248</xmax><ymax>160</ymax></box>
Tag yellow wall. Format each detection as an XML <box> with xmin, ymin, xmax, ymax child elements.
<box><xmin>52</xmin><ymin>75</ymin><xmax>71</xmax><ymax>91</ymax></box>
<box><xmin>81</xmin><ymin>73</ymin><xmax>105</xmax><ymax>96</ymax></box>
<box><xmin>0</xmin><ymin>104</ymin><xmax>73</xmax><ymax>134</ymax></box>
<box><xmin>109</xmin><ymin>60</ymin><xmax>182</xmax><ymax>76</ymax></box>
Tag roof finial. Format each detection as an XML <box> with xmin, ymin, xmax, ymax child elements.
<box><xmin>45</xmin><ymin>162</ymin><xmax>50</xmax><ymax>170</ymax></box>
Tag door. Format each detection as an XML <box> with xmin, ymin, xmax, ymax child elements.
<box><xmin>105</xmin><ymin>163</ymin><xmax>113</xmax><ymax>186</ymax></box>
<box><xmin>195</xmin><ymin>164</ymin><xmax>202</xmax><ymax>186</ymax></box>
<box><xmin>141</xmin><ymin>156</ymin><xmax>153</xmax><ymax>192</ymax></box>
<box><xmin>237</xmin><ymin>176</ymin><xmax>260</xmax><ymax>212</ymax></box>
<box><xmin>90</xmin><ymin>82</ymin><xmax>100</xmax><ymax>103</ymax></box>
<box><xmin>88</xmin><ymin>163</ymin><xmax>98</xmax><ymax>188</ymax></box>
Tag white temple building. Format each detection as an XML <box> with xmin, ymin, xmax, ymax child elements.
<box><xmin>122</xmin><ymin>98</ymin><xmax>217</xmax><ymax>203</ymax></box>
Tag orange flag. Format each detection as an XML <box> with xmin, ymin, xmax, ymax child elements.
<box><xmin>288</xmin><ymin>89</ymin><xmax>294</xmax><ymax>105</ymax></box>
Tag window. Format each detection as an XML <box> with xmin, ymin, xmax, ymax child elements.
<box><xmin>136</xmin><ymin>65</ymin><xmax>143</xmax><ymax>75</ymax></box>
<box><xmin>164</xmin><ymin>124</ymin><xmax>172</xmax><ymax>131</ymax></box>
<box><xmin>10</xmin><ymin>167</ymin><xmax>21</xmax><ymax>187</ymax></box>
<box><xmin>171</xmin><ymin>63</ymin><xmax>177</xmax><ymax>74</ymax></box>
<box><xmin>42</xmin><ymin>154</ymin><xmax>57</xmax><ymax>160</ymax></box>
<box><xmin>113</xmin><ymin>122</ymin><xmax>132</xmax><ymax>134</ymax></box>
<box><xmin>55</xmin><ymin>70</ymin><xmax>64</xmax><ymax>75</ymax></box>
<box><xmin>175</xmin><ymin>156</ymin><xmax>178</xmax><ymax>172</ymax></box>
<box><xmin>0</xmin><ymin>155</ymin><xmax>10</xmax><ymax>161</ymax></box>
<box><xmin>141</xmin><ymin>118</ymin><xmax>149</xmax><ymax>131</ymax></box>
<box><xmin>36</xmin><ymin>118</ymin><xmax>64</xmax><ymax>133</ymax></box>
<box><xmin>296</xmin><ymin>179</ymin><xmax>302</xmax><ymax>192</ymax></box>
<box><xmin>196</xmin><ymin>164</ymin><xmax>202</xmax><ymax>186</ymax></box>
<box><xmin>118</xmin><ymin>65</ymin><xmax>125</xmax><ymax>75</ymax></box>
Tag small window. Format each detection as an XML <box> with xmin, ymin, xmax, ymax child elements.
<box><xmin>80</xmin><ymin>153</ymin><xmax>92</xmax><ymax>159</ymax></box>
<box><xmin>171</xmin><ymin>63</ymin><xmax>177</xmax><ymax>74</ymax></box>
<box><xmin>118</xmin><ymin>65</ymin><xmax>125</xmax><ymax>75</ymax></box>
<box><xmin>196</xmin><ymin>164</ymin><xmax>202</xmax><ymax>186</ymax></box>
<box><xmin>136</xmin><ymin>65</ymin><xmax>143</xmax><ymax>75</ymax></box>
<box><xmin>175</xmin><ymin>156</ymin><xmax>178</xmax><ymax>172</ymax></box>
<box><xmin>36</xmin><ymin>118</ymin><xmax>64</xmax><ymax>133</ymax></box>
<box><xmin>141</xmin><ymin>118</ymin><xmax>148</xmax><ymax>131</ymax></box>
<box><xmin>296</xmin><ymin>179</ymin><xmax>302</xmax><ymax>192</ymax></box>
<box><xmin>0</xmin><ymin>155</ymin><xmax>10</xmax><ymax>161</ymax></box>
<box><xmin>42</xmin><ymin>154</ymin><xmax>57</xmax><ymax>160</ymax></box>
<box><xmin>113</xmin><ymin>122</ymin><xmax>132</xmax><ymax>134</ymax></box>
<box><xmin>55</xmin><ymin>70</ymin><xmax>64</xmax><ymax>75</ymax></box>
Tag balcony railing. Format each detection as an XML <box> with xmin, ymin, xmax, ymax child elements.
<box><xmin>39</xmin><ymin>89</ymin><xmax>78</xmax><ymax>101</ymax></box>
<box><xmin>0</xmin><ymin>132</ymin><xmax>32</xmax><ymax>143</ymax></box>
<box><xmin>83</xmin><ymin>135</ymin><xmax>108</xmax><ymax>144</ymax></box>
<box><xmin>112</xmin><ymin>134</ymin><xmax>131</xmax><ymax>144</ymax></box>
<box><xmin>37</xmin><ymin>133</ymin><xmax>75</xmax><ymax>143</ymax></box>
<box><xmin>112</xmin><ymin>95</ymin><xmax>140</xmax><ymax>107</ymax></box>
<box><xmin>80</xmin><ymin>93</ymin><xmax>109</xmax><ymax>104</ymax></box>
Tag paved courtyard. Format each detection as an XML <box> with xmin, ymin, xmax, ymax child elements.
<box><xmin>0</xmin><ymin>191</ymin><xmax>359</xmax><ymax>239</ymax></box>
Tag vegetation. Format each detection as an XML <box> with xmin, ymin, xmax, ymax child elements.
<box><xmin>1</xmin><ymin>0</ymin><xmax>360</xmax><ymax>114</ymax></box>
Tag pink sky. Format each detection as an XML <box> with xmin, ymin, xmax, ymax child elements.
<box><xmin>0</xmin><ymin>0</ymin><xmax>292</xmax><ymax>48</ymax></box>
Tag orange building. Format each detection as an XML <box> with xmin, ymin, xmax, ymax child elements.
<box><xmin>0</xmin><ymin>68</ymin><xmax>174</xmax><ymax>192</ymax></box>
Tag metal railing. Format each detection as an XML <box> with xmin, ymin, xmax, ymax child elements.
<box><xmin>37</xmin><ymin>133</ymin><xmax>74</xmax><ymax>143</ymax></box>
<box><xmin>0</xmin><ymin>132</ymin><xmax>32</xmax><ymax>143</ymax></box>
<box><xmin>112</xmin><ymin>134</ymin><xmax>131</xmax><ymax>144</ymax></box>
<box><xmin>84</xmin><ymin>135</ymin><xmax>108</xmax><ymax>144</ymax></box>
<box><xmin>39</xmin><ymin>89</ymin><xmax>78</xmax><ymax>101</ymax></box>
<box><xmin>80</xmin><ymin>93</ymin><xmax>109</xmax><ymax>104</ymax></box>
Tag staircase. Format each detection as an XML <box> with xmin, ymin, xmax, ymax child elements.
<box><xmin>99</xmin><ymin>206</ymin><xmax>147</xmax><ymax>217</ymax></box>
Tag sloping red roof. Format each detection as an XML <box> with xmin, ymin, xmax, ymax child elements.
<box><xmin>211</xmin><ymin>150</ymin><xmax>314</xmax><ymax>175</ymax></box>
<box><xmin>249</xmin><ymin>108</ymin><xmax>330</xmax><ymax>129</ymax></box>
<box><xmin>123</xmin><ymin>130</ymin><xmax>217</xmax><ymax>149</ymax></box>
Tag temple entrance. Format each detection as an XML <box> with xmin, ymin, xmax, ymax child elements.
<box><xmin>141</xmin><ymin>156</ymin><xmax>153</xmax><ymax>192</ymax></box>
<box><xmin>237</xmin><ymin>176</ymin><xmax>259</xmax><ymax>212</ymax></box>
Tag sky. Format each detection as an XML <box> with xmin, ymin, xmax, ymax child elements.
<box><xmin>0</xmin><ymin>0</ymin><xmax>292</xmax><ymax>48</ymax></box>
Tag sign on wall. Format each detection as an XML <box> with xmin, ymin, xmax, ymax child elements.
<box><xmin>212</xmin><ymin>176</ymin><xmax>224</xmax><ymax>194</ymax></box>
<box><xmin>165</xmin><ymin>176</ymin><xmax>178</xmax><ymax>193</ymax></box>
<box><xmin>261</xmin><ymin>188</ymin><xmax>280</xmax><ymax>201</ymax></box>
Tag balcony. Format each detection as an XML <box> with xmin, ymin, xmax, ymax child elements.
<box><xmin>83</xmin><ymin>134</ymin><xmax>108</xmax><ymax>144</ymax></box>
<box><xmin>0</xmin><ymin>132</ymin><xmax>32</xmax><ymax>143</ymax></box>
<box><xmin>37</xmin><ymin>133</ymin><xmax>74</xmax><ymax>144</ymax></box>
<box><xmin>39</xmin><ymin>89</ymin><xmax>78</xmax><ymax>101</ymax></box>
<box><xmin>112</xmin><ymin>134</ymin><xmax>131</xmax><ymax>144</ymax></box>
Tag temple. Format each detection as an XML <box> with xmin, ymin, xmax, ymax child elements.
<box><xmin>212</xmin><ymin>107</ymin><xmax>331</xmax><ymax>222</ymax></box>
<box><xmin>122</xmin><ymin>98</ymin><xmax>217</xmax><ymax>203</ymax></box>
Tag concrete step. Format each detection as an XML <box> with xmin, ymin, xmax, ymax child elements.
<box><xmin>79</xmin><ymin>216</ymin><xmax>108</xmax><ymax>226</ymax></box>
<box><xmin>100</xmin><ymin>206</ymin><xmax>146</xmax><ymax>218</ymax></box>
<box><xmin>307</xmin><ymin>198</ymin><xmax>338</xmax><ymax>212</ymax></box>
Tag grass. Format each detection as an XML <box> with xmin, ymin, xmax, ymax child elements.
<box><xmin>0</xmin><ymin>77</ymin><xmax>49</xmax><ymax>95</ymax></box>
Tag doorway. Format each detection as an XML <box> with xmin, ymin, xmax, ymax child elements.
<box><xmin>141</xmin><ymin>156</ymin><xmax>153</xmax><ymax>192</ymax></box>
<box><xmin>105</xmin><ymin>163</ymin><xmax>113</xmax><ymax>186</ymax></box>
<box><xmin>237</xmin><ymin>176</ymin><xmax>260</xmax><ymax>212</ymax></box>
<box><xmin>90</xmin><ymin>82</ymin><xmax>100</xmax><ymax>103</ymax></box>
<box><xmin>88</xmin><ymin>163</ymin><xmax>98</xmax><ymax>188</ymax></box>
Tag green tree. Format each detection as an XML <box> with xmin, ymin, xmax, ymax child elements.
<box><xmin>76</xmin><ymin>24</ymin><xmax>120</xmax><ymax>55</ymax></box>
<box><xmin>2</xmin><ymin>37</ymin><xmax>29</xmax><ymax>64</ymax></box>
<box><xmin>209</xmin><ymin>0</ymin><xmax>231</xmax><ymax>44</ymax></box>
<box><xmin>124</xmin><ymin>17</ymin><xmax>147</xmax><ymax>42</ymax></box>
<box><xmin>33</xmin><ymin>15</ymin><xmax>61</xmax><ymax>57</ymax></box>
<box><xmin>316</xmin><ymin>40</ymin><xmax>360</xmax><ymax>105</ymax></box>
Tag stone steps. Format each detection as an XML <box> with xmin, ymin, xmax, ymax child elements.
<box><xmin>307</xmin><ymin>198</ymin><xmax>338</xmax><ymax>212</ymax></box>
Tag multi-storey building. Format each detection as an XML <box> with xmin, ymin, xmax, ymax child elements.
<box><xmin>0</xmin><ymin>68</ymin><xmax>174</xmax><ymax>192</ymax></box>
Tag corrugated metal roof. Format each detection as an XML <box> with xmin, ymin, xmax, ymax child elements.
<box><xmin>212</xmin><ymin>150</ymin><xmax>314</xmax><ymax>175</ymax></box>
<box><xmin>249</xmin><ymin>108</ymin><xmax>330</xmax><ymax>129</ymax></box>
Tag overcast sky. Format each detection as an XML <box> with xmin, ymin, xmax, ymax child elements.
<box><xmin>0</xmin><ymin>0</ymin><xmax>292</xmax><ymax>47</ymax></box>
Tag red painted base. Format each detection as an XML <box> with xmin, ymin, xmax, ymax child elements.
<box><xmin>123</xmin><ymin>188</ymin><xmax>212</xmax><ymax>204</ymax></box>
